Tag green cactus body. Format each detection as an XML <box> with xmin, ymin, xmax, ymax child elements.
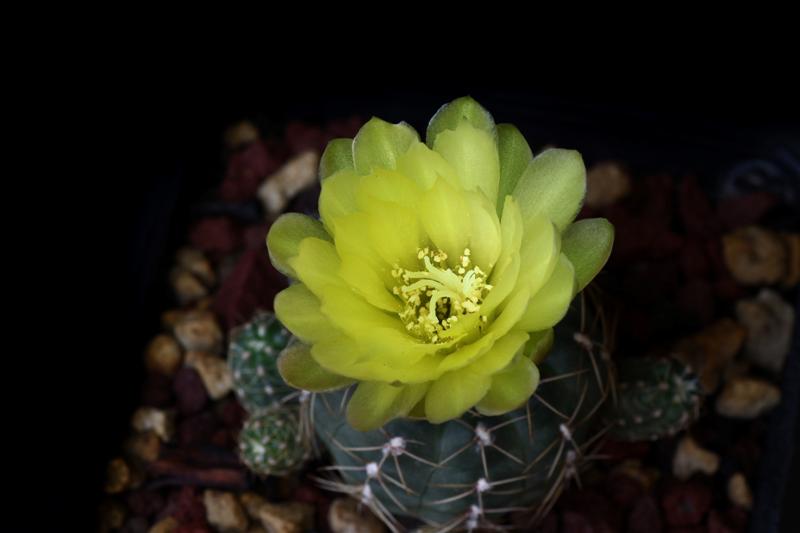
<box><xmin>238</xmin><ymin>406</ymin><xmax>310</xmax><ymax>477</ymax></box>
<box><xmin>228</xmin><ymin>311</ymin><xmax>296</xmax><ymax>413</ymax></box>
<box><xmin>309</xmin><ymin>304</ymin><xmax>611</xmax><ymax>531</ymax></box>
<box><xmin>603</xmin><ymin>357</ymin><xmax>701</xmax><ymax>442</ymax></box>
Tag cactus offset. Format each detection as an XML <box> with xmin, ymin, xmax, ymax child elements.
<box><xmin>238</xmin><ymin>406</ymin><xmax>311</xmax><ymax>477</ymax></box>
<box><xmin>603</xmin><ymin>357</ymin><xmax>701</xmax><ymax>442</ymax></box>
<box><xmin>228</xmin><ymin>311</ymin><xmax>296</xmax><ymax>413</ymax></box>
<box><xmin>308</xmin><ymin>300</ymin><xmax>612</xmax><ymax>531</ymax></box>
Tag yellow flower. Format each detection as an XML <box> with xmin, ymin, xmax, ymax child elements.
<box><xmin>267</xmin><ymin>97</ymin><xmax>613</xmax><ymax>430</ymax></box>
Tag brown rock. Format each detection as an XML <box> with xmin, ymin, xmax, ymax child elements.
<box><xmin>177</xmin><ymin>248</ymin><xmax>217</xmax><ymax>286</ymax></box>
<box><xmin>782</xmin><ymin>233</ymin><xmax>800</xmax><ymax>287</ymax></box>
<box><xmin>257</xmin><ymin>502</ymin><xmax>314</xmax><ymax>533</ymax></box>
<box><xmin>258</xmin><ymin>151</ymin><xmax>319</xmax><ymax>216</ymax></box>
<box><xmin>716</xmin><ymin>377</ymin><xmax>781</xmax><ymax>419</ymax></box>
<box><xmin>145</xmin><ymin>334</ymin><xmax>184</xmax><ymax>376</ymax></box>
<box><xmin>204</xmin><ymin>490</ymin><xmax>249</xmax><ymax>532</ymax></box>
<box><xmin>170</xmin><ymin>268</ymin><xmax>209</xmax><ymax>305</ymax></box>
<box><xmin>727</xmin><ymin>472</ymin><xmax>753</xmax><ymax>510</ymax></box>
<box><xmin>225</xmin><ymin>121</ymin><xmax>260</xmax><ymax>151</ymax></box>
<box><xmin>673</xmin><ymin>318</ymin><xmax>746</xmax><ymax>392</ymax></box>
<box><xmin>585</xmin><ymin>161</ymin><xmax>632</xmax><ymax>208</ymax></box>
<box><xmin>98</xmin><ymin>499</ymin><xmax>127</xmax><ymax>532</ymax></box>
<box><xmin>185</xmin><ymin>351</ymin><xmax>234</xmax><ymax>400</ymax></box>
<box><xmin>722</xmin><ymin>226</ymin><xmax>787</xmax><ymax>285</ymax></box>
<box><xmin>125</xmin><ymin>430</ymin><xmax>161</xmax><ymax>464</ymax></box>
<box><xmin>175</xmin><ymin>310</ymin><xmax>223</xmax><ymax>353</ymax></box>
<box><xmin>148</xmin><ymin>516</ymin><xmax>178</xmax><ymax>533</ymax></box>
<box><xmin>105</xmin><ymin>457</ymin><xmax>132</xmax><ymax>494</ymax></box>
<box><xmin>132</xmin><ymin>407</ymin><xmax>175</xmax><ymax>442</ymax></box>
<box><xmin>736</xmin><ymin>289</ymin><xmax>795</xmax><ymax>373</ymax></box>
<box><xmin>328</xmin><ymin>498</ymin><xmax>386</xmax><ymax>533</ymax></box>
<box><xmin>161</xmin><ymin>308</ymin><xmax>186</xmax><ymax>331</ymax></box>
<box><xmin>673</xmin><ymin>436</ymin><xmax>720</xmax><ymax>481</ymax></box>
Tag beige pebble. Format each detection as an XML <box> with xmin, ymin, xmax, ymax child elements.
<box><xmin>329</xmin><ymin>498</ymin><xmax>386</xmax><ymax>533</ymax></box>
<box><xmin>736</xmin><ymin>289</ymin><xmax>794</xmax><ymax>374</ymax></box>
<box><xmin>131</xmin><ymin>407</ymin><xmax>175</xmax><ymax>442</ymax></box>
<box><xmin>716</xmin><ymin>377</ymin><xmax>781</xmax><ymax>419</ymax></box>
<box><xmin>728</xmin><ymin>472</ymin><xmax>753</xmax><ymax>509</ymax></box>
<box><xmin>257</xmin><ymin>502</ymin><xmax>314</xmax><ymax>533</ymax></box>
<box><xmin>782</xmin><ymin>233</ymin><xmax>800</xmax><ymax>287</ymax></box>
<box><xmin>185</xmin><ymin>351</ymin><xmax>234</xmax><ymax>400</ymax></box>
<box><xmin>673</xmin><ymin>435</ymin><xmax>720</xmax><ymax>481</ymax></box>
<box><xmin>145</xmin><ymin>334</ymin><xmax>183</xmax><ymax>376</ymax></box>
<box><xmin>204</xmin><ymin>489</ymin><xmax>249</xmax><ymax>532</ymax></box>
<box><xmin>98</xmin><ymin>499</ymin><xmax>127</xmax><ymax>532</ymax></box>
<box><xmin>585</xmin><ymin>161</ymin><xmax>631</xmax><ymax>208</ymax></box>
<box><xmin>175</xmin><ymin>310</ymin><xmax>223</xmax><ymax>353</ymax></box>
<box><xmin>239</xmin><ymin>491</ymin><xmax>268</xmax><ymax>519</ymax></box>
<box><xmin>722</xmin><ymin>226</ymin><xmax>787</xmax><ymax>285</ymax></box>
<box><xmin>258</xmin><ymin>151</ymin><xmax>319</xmax><ymax>216</ymax></box>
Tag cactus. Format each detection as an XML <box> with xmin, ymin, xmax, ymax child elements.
<box><xmin>228</xmin><ymin>311</ymin><xmax>297</xmax><ymax>413</ymax></box>
<box><xmin>602</xmin><ymin>357</ymin><xmax>701</xmax><ymax>442</ymax></box>
<box><xmin>307</xmin><ymin>300</ymin><xmax>612</xmax><ymax>531</ymax></box>
<box><xmin>238</xmin><ymin>406</ymin><xmax>311</xmax><ymax>477</ymax></box>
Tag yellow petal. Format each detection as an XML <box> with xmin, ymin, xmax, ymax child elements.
<box><xmin>338</xmin><ymin>253</ymin><xmax>400</xmax><ymax>312</ymax></box>
<box><xmin>425</xmin><ymin>365</ymin><xmax>491</xmax><ymax>423</ymax></box>
<box><xmin>287</xmin><ymin>237</ymin><xmax>344</xmax><ymax>297</ymax></box>
<box><xmin>395</xmin><ymin>141</ymin><xmax>459</xmax><ymax>191</ymax></box>
<box><xmin>352</xmin><ymin>118</ymin><xmax>419</xmax><ymax>174</ymax></box>
<box><xmin>273</xmin><ymin>284</ymin><xmax>336</xmax><ymax>344</ymax></box>
<box><xmin>476</xmin><ymin>355</ymin><xmax>540</xmax><ymax>416</ymax></box>
<box><xmin>365</xmin><ymin>202</ymin><xmax>423</xmax><ymax>271</ymax></box>
<box><xmin>346</xmin><ymin>381</ymin><xmax>430</xmax><ymax>431</ymax></box>
<box><xmin>469</xmin><ymin>330</ymin><xmax>530</xmax><ymax>376</ymax></box>
<box><xmin>489</xmin><ymin>195</ymin><xmax>524</xmax><ymax>286</ymax></box>
<box><xmin>266</xmin><ymin>213</ymin><xmax>332</xmax><ymax>278</ymax></box>
<box><xmin>319</xmin><ymin>170</ymin><xmax>362</xmax><ymax>236</ymax></box>
<box><xmin>519</xmin><ymin>216</ymin><xmax>560</xmax><ymax>296</ymax></box>
<box><xmin>417</xmin><ymin>176</ymin><xmax>470</xmax><ymax>260</ymax></box>
<box><xmin>517</xmin><ymin>254</ymin><xmax>576</xmax><ymax>331</ymax></box>
<box><xmin>355</xmin><ymin>167</ymin><xmax>422</xmax><ymax>210</ymax></box>
<box><xmin>319</xmin><ymin>138</ymin><xmax>354</xmax><ymax>180</ymax></box>
<box><xmin>465</xmin><ymin>190</ymin><xmax>502</xmax><ymax>271</ymax></box>
<box><xmin>433</xmin><ymin>121</ymin><xmax>500</xmax><ymax>203</ymax></box>
<box><xmin>524</xmin><ymin>328</ymin><xmax>555</xmax><ymax>364</ymax></box>
<box><xmin>277</xmin><ymin>342</ymin><xmax>354</xmax><ymax>392</ymax></box>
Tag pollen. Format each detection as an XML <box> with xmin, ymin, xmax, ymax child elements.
<box><xmin>392</xmin><ymin>247</ymin><xmax>492</xmax><ymax>343</ymax></box>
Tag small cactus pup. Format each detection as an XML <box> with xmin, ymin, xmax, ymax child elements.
<box><xmin>228</xmin><ymin>311</ymin><xmax>297</xmax><ymax>413</ymax></box>
<box><xmin>603</xmin><ymin>357</ymin><xmax>702</xmax><ymax>442</ymax></box>
<box><xmin>265</xmin><ymin>97</ymin><xmax>616</xmax><ymax>529</ymax></box>
<box><xmin>238</xmin><ymin>406</ymin><xmax>311</xmax><ymax>477</ymax></box>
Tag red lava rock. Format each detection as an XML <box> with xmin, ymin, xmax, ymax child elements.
<box><xmin>210</xmin><ymin>428</ymin><xmax>234</xmax><ymax>448</ymax></box>
<box><xmin>142</xmin><ymin>372</ymin><xmax>174</xmax><ymax>408</ymax></box>
<box><xmin>217</xmin><ymin>398</ymin><xmax>247</xmax><ymax>430</ymax></box>
<box><xmin>293</xmin><ymin>484</ymin><xmax>326</xmax><ymax>505</ymax></box>
<box><xmin>533</xmin><ymin>512</ymin><xmax>558</xmax><ymax>533</ymax></box>
<box><xmin>221</xmin><ymin>141</ymin><xmax>279</xmax><ymax>202</ymax></box>
<box><xmin>178</xmin><ymin>412</ymin><xmax>220</xmax><ymax>447</ymax></box>
<box><xmin>598</xmin><ymin>440</ymin><xmax>651</xmax><ymax>462</ymax></box>
<box><xmin>641</xmin><ymin>174</ymin><xmax>674</xmax><ymax>225</ymax></box>
<box><xmin>661</xmin><ymin>480</ymin><xmax>713</xmax><ymax>527</ymax></box>
<box><xmin>160</xmin><ymin>486</ymin><xmax>208</xmax><ymax>526</ymax></box>
<box><xmin>189</xmin><ymin>217</ymin><xmax>241</xmax><ymax>257</ymax></box>
<box><xmin>562</xmin><ymin>511</ymin><xmax>594</xmax><ymax>533</ymax></box>
<box><xmin>285</xmin><ymin>121</ymin><xmax>325</xmax><ymax>154</ymax></box>
<box><xmin>668</xmin><ymin>527</ymin><xmax>706</xmax><ymax>533</ymax></box>
<box><xmin>173</xmin><ymin>367</ymin><xmax>209</xmax><ymax>416</ymax></box>
<box><xmin>212</xmin><ymin>248</ymin><xmax>287</xmax><ymax>330</ymax></box>
<box><xmin>628</xmin><ymin>495</ymin><xmax>663</xmax><ymax>533</ymax></box>
<box><xmin>325</xmin><ymin>116</ymin><xmax>363</xmax><ymax>138</ymax></box>
<box><xmin>560</xmin><ymin>489</ymin><xmax>620</xmax><ymax>532</ymax></box>
<box><xmin>713</xmin><ymin>276</ymin><xmax>747</xmax><ymax>303</ymax></box>
<box><xmin>127</xmin><ymin>489</ymin><xmax>166</xmax><ymax>518</ymax></box>
<box><xmin>718</xmin><ymin>192</ymin><xmax>777</xmax><ymax>230</ymax></box>
<box><xmin>243</xmin><ymin>223</ymin><xmax>271</xmax><ymax>250</ymax></box>
<box><xmin>677</xmin><ymin>279</ymin><xmax>716</xmax><ymax>326</ymax></box>
<box><xmin>608</xmin><ymin>472</ymin><xmax>646</xmax><ymax>508</ymax></box>
<box><xmin>174</xmin><ymin>525</ymin><xmax>213</xmax><ymax>533</ymax></box>
<box><xmin>679</xmin><ymin>176</ymin><xmax>720</xmax><ymax>239</ymax></box>
<box><xmin>680</xmin><ymin>239</ymin><xmax>711</xmax><ymax>279</ymax></box>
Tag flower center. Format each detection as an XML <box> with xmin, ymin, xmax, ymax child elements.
<box><xmin>392</xmin><ymin>247</ymin><xmax>493</xmax><ymax>343</ymax></box>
